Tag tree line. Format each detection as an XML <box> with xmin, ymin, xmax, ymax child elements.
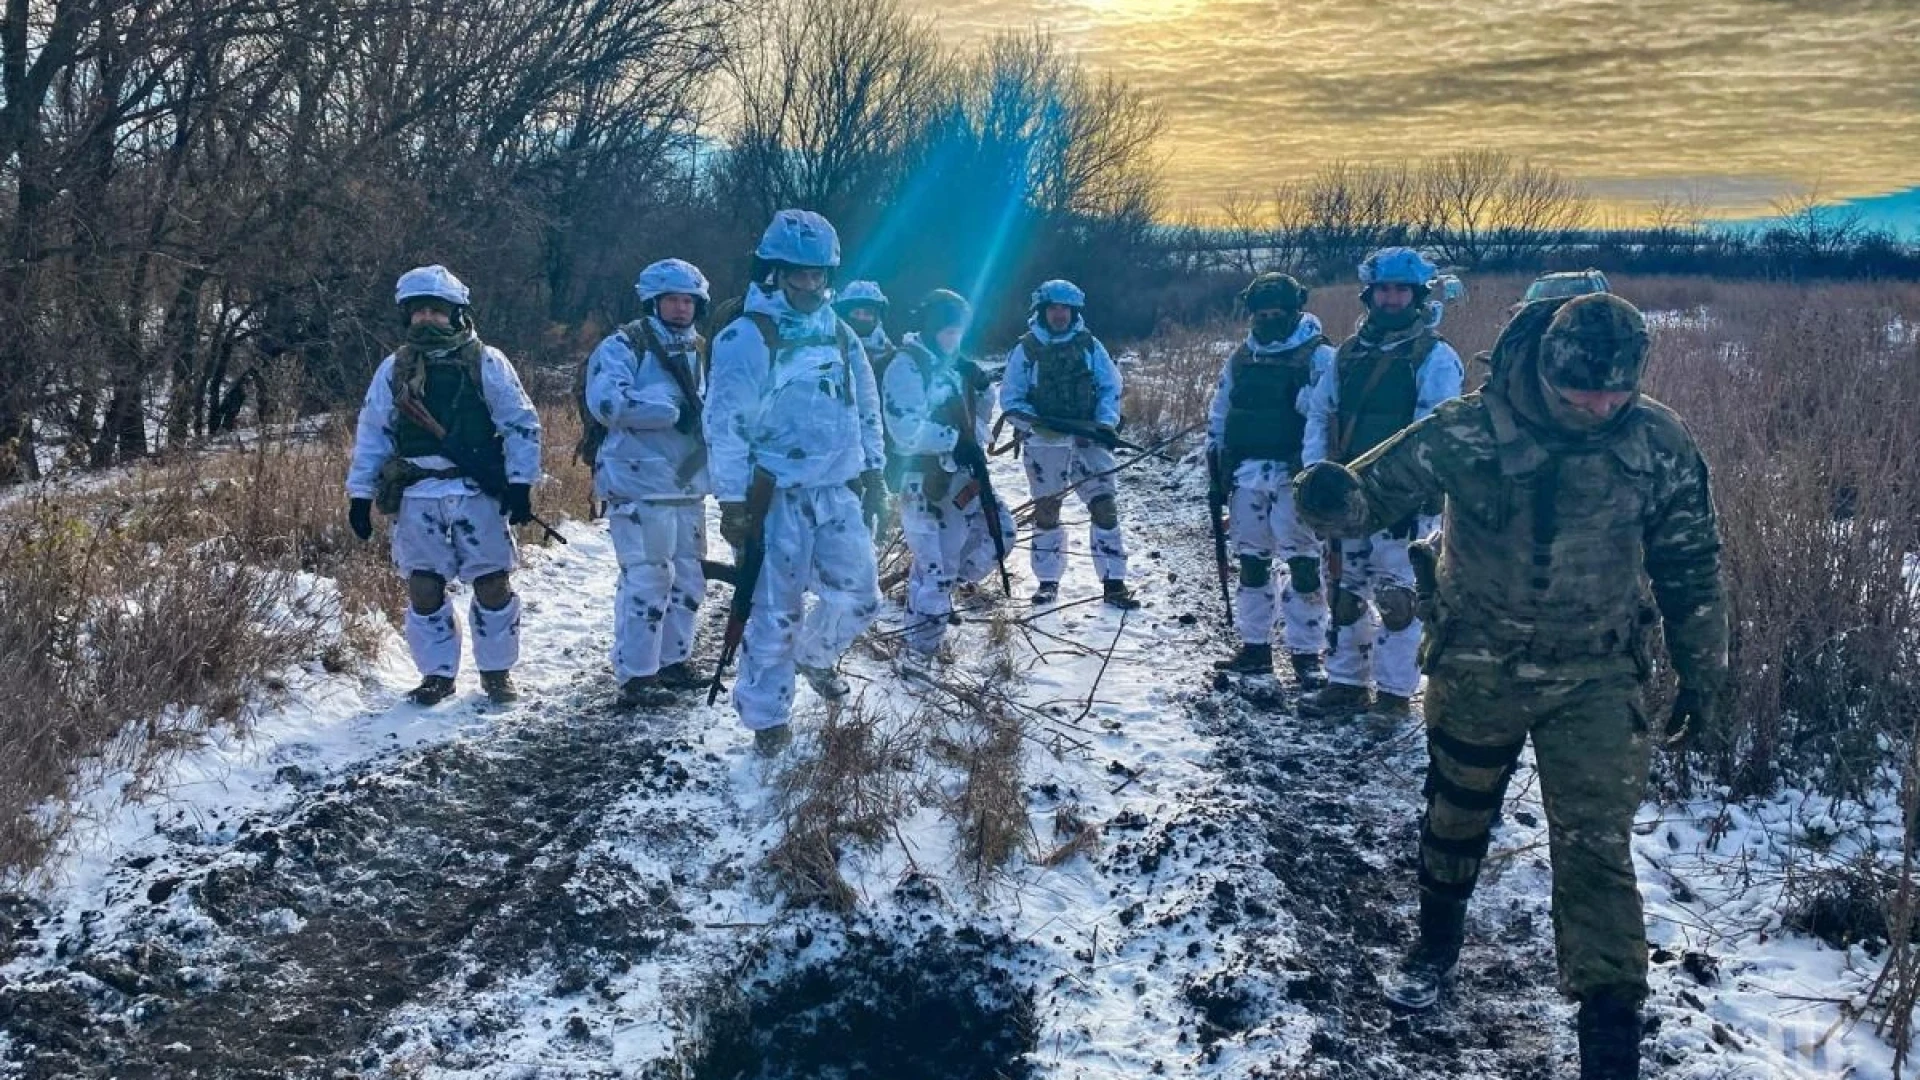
<box><xmin>0</xmin><ymin>0</ymin><xmax>1165</xmax><ymax>481</ymax></box>
<box><xmin>4</xmin><ymin>0</ymin><xmax>1913</xmax><ymax>483</ymax></box>
<box><xmin>1174</xmin><ymin>153</ymin><xmax>1920</xmax><ymax>283</ymax></box>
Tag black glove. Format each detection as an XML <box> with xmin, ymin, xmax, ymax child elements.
<box><xmin>859</xmin><ymin>468</ymin><xmax>890</xmax><ymax>523</ymax></box>
<box><xmin>1666</xmin><ymin>686</ymin><xmax>1715</xmax><ymax>748</ymax></box>
<box><xmin>348</xmin><ymin>498</ymin><xmax>374</xmax><ymax>541</ymax></box>
<box><xmin>1296</xmin><ymin>462</ymin><xmax>1361</xmax><ymax>520</ymax></box>
<box><xmin>719</xmin><ymin>501</ymin><xmax>751</xmax><ymax>549</ymax></box>
<box><xmin>953</xmin><ymin>438</ymin><xmax>988</xmax><ymax>475</ymax></box>
<box><xmin>503</xmin><ymin>483</ymin><xmax>534</xmax><ymax>526</ymax></box>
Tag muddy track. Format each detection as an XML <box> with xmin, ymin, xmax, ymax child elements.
<box><xmin>1117</xmin><ymin>462</ymin><xmax>1571</xmax><ymax>1078</ymax></box>
<box><xmin>0</xmin><ymin>676</ymin><xmax>713</xmax><ymax>1079</ymax></box>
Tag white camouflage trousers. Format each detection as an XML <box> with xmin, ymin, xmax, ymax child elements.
<box><xmin>735</xmin><ymin>484</ymin><xmax>882</xmax><ymax>731</ymax></box>
<box><xmin>608</xmin><ymin>499</ymin><xmax>705</xmax><ymax>682</ymax></box>
<box><xmin>900</xmin><ymin>468</ymin><xmax>1017</xmax><ymax>655</ymax></box>
<box><xmin>1228</xmin><ymin>462</ymin><xmax>1328</xmax><ymax>656</ymax></box>
<box><xmin>1325</xmin><ymin>520</ymin><xmax>1430</xmax><ymax>699</ymax></box>
<box><xmin>393</xmin><ymin>493</ymin><xmax>521</xmax><ymax>679</ymax></box>
<box><xmin>1022</xmin><ymin>440</ymin><xmax>1127</xmax><ymax>585</ymax></box>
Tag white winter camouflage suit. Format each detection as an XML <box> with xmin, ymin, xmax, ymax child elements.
<box><xmin>1206</xmin><ymin>314</ymin><xmax>1336</xmax><ymax>657</ymax></box>
<box><xmin>882</xmin><ymin>333</ymin><xmax>1016</xmax><ymax>656</ymax></box>
<box><xmin>1303</xmin><ymin>331</ymin><xmax>1463</xmax><ymax>699</ymax></box>
<box><xmin>346</xmin><ymin>344</ymin><xmax>541</xmax><ymax>680</ymax></box>
<box><xmin>584</xmin><ymin>315</ymin><xmax>710</xmax><ymax>684</ymax></box>
<box><xmin>704</xmin><ymin>284</ymin><xmax>886</xmax><ymax>731</ymax></box>
<box><xmin>1000</xmin><ymin>314</ymin><xmax>1128</xmax><ymax>587</ymax></box>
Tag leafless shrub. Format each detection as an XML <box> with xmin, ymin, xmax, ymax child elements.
<box><xmin>0</xmin><ymin>500</ymin><xmax>338</xmax><ymax>883</ymax></box>
<box><xmin>765</xmin><ymin>699</ymin><xmax>922</xmax><ymax>913</ymax></box>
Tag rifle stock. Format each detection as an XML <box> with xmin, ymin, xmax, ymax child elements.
<box><xmin>1205</xmin><ymin>449</ymin><xmax>1234</xmax><ymax>625</ymax></box>
<box><xmin>707</xmin><ymin>469</ymin><xmax>777</xmax><ymax>706</ymax></box>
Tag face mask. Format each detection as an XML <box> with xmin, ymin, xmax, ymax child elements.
<box><xmin>844</xmin><ymin>310</ymin><xmax>878</xmax><ymax>337</ymax></box>
<box><xmin>1251</xmin><ymin>312</ymin><xmax>1301</xmax><ymax>343</ymax></box>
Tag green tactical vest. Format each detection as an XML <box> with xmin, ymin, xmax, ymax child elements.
<box><xmin>1222</xmin><ymin>335</ymin><xmax>1322</xmax><ymax>470</ymax></box>
<box><xmin>392</xmin><ymin>347</ymin><xmax>496</xmax><ymax>460</ymax></box>
<box><xmin>1022</xmin><ymin>330</ymin><xmax>1098</xmax><ymax>422</ymax></box>
<box><xmin>1433</xmin><ymin>393</ymin><xmax>1664</xmax><ymax>666</ymax></box>
<box><xmin>1333</xmin><ymin>330</ymin><xmax>1440</xmax><ymax>463</ymax></box>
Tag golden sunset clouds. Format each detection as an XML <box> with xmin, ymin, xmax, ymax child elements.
<box><xmin>922</xmin><ymin>0</ymin><xmax>1920</xmax><ymax>219</ymax></box>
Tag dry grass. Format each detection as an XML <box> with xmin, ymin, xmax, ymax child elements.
<box><xmin>0</xmin><ymin>401</ymin><xmax>586</xmax><ymax>883</ymax></box>
<box><xmin>764</xmin><ymin>698</ymin><xmax>923</xmax><ymax>913</ymax></box>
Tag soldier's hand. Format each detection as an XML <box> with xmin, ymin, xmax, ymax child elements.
<box><xmin>348</xmin><ymin>498</ymin><xmax>374</xmax><ymax>542</ymax></box>
<box><xmin>1666</xmin><ymin>686</ymin><xmax>1715</xmax><ymax>748</ymax></box>
<box><xmin>859</xmin><ymin>468</ymin><xmax>890</xmax><ymax>522</ymax></box>
<box><xmin>1205</xmin><ymin>446</ymin><xmax>1227</xmax><ymax>505</ymax></box>
<box><xmin>719</xmin><ymin>500</ymin><xmax>751</xmax><ymax>549</ymax></box>
<box><xmin>503</xmin><ymin>483</ymin><xmax>534</xmax><ymax>526</ymax></box>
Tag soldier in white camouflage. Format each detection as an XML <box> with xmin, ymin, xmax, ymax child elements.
<box><xmin>1296</xmin><ymin>293</ymin><xmax>1728</xmax><ymax>1080</ymax></box>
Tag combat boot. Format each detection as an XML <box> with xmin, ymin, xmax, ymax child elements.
<box><xmin>1577</xmin><ymin>988</ymin><xmax>1643</xmax><ymax>1079</ymax></box>
<box><xmin>1298</xmin><ymin>681</ymin><xmax>1372</xmax><ymax>718</ymax></box>
<box><xmin>1383</xmin><ymin>892</ymin><xmax>1467</xmax><ymax>1010</ymax></box>
<box><xmin>753</xmin><ymin>723</ymin><xmax>793</xmax><ymax>758</ymax></box>
<box><xmin>1368</xmin><ymin>691</ymin><xmax>1412</xmax><ymax>723</ymax></box>
<box><xmin>480</xmin><ymin>670</ymin><xmax>519</xmax><ymax>705</ymax></box>
<box><xmin>799</xmin><ymin>664</ymin><xmax>851</xmax><ymax>701</ymax></box>
<box><xmin>1289</xmin><ymin>653</ymin><xmax>1327</xmax><ymax>691</ymax></box>
<box><xmin>1213</xmin><ymin>643</ymin><xmax>1273</xmax><ymax>675</ymax></box>
<box><xmin>655</xmin><ymin>661</ymin><xmax>705</xmax><ymax>691</ymax></box>
<box><xmin>1102</xmin><ymin>579</ymin><xmax>1141</xmax><ymax>610</ymax></box>
<box><xmin>406</xmin><ymin>675</ymin><xmax>457</xmax><ymax>707</ymax></box>
<box><xmin>1030</xmin><ymin>581</ymin><xmax>1060</xmax><ymax>606</ymax></box>
<box><xmin>618</xmin><ymin>676</ymin><xmax>677</xmax><ymax>710</ymax></box>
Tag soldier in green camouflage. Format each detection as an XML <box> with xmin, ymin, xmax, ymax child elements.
<box><xmin>1295</xmin><ymin>293</ymin><xmax>1728</xmax><ymax>1080</ymax></box>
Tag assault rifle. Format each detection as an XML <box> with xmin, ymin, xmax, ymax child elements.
<box><xmin>1014</xmin><ymin>413</ymin><xmax>1176</xmax><ymax>461</ymax></box>
<box><xmin>957</xmin><ymin>434</ymin><xmax>1012</xmax><ymax>595</ymax></box>
<box><xmin>394</xmin><ymin>396</ymin><xmax>568</xmax><ymax>544</ymax></box>
<box><xmin>1203</xmin><ymin>448</ymin><xmax>1234</xmax><ymax>625</ymax></box>
<box><xmin>707</xmin><ymin>468</ymin><xmax>778</xmax><ymax>706</ymax></box>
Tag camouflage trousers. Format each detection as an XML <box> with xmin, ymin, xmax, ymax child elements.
<box><xmin>1420</xmin><ymin>654</ymin><xmax>1652</xmax><ymax>999</ymax></box>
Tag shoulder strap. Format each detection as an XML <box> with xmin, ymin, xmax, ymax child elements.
<box><xmin>1333</xmin><ymin>340</ymin><xmax>1401</xmax><ymax>462</ymax></box>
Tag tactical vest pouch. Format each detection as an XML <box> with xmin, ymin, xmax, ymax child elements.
<box><xmin>374</xmin><ymin>459</ymin><xmax>463</xmax><ymax>515</ymax></box>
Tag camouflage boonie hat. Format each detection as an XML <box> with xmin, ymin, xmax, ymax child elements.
<box><xmin>1541</xmin><ymin>293</ymin><xmax>1649</xmax><ymax>392</ymax></box>
<box><xmin>1239</xmin><ymin>272</ymin><xmax>1308</xmax><ymax>313</ymax></box>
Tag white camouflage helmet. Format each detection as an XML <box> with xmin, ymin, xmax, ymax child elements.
<box><xmin>1357</xmin><ymin>247</ymin><xmax>1437</xmax><ymax>288</ymax></box>
<box><xmin>834</xmin><ymin>280</ymin><xmax>889</xmax><ymax>311</ymax></box>
<box><xmin>394</xmin><ymin>264</ymin><xmax>470</xmax><ymax>307</ymax></box>
<box><xmin>1030</xmin><ymin>278</ymin><xmax>1086</xmax><ymax>310</ymax></box>
<box><xmin>636</xmin><ymin>258</ymin><xmax>710</xmax><ymax>303</ymax></box>
<box><xmin>754</xmin><ymin>209</ymin><xmax>841</xmax><ymax>269</ymax></box>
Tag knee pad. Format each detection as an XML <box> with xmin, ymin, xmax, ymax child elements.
<box><xmin>1238</xmin><ymin>555</ymin><xmax>1271</xmax><ymax>589</ymax></box>
<box><xmin>1032</xmin><ymin>497</ymin><xmax>1063</xmax><ymax>531</ymax></box>
<box><xmin>1285</xmin><ymin>556</ymin><xmax>1321</xmax><ymax>596</ymax></box>
<box><xmin>1088</xmin><ymin>494</ymin><xmax>1120</xmax><ymax>530</ymax></box>
<box><xmin>407</xmin><ymin>573</ymin><xmax>447</xmax><ymax>615</ymax></box>
<box><xmin>1331</xmin><ymin>587</ymin><xmax>1365</xmax><ymax>627</ymax></box>
<box><xmin>1377</xmin><ymin>585</ymin><xmax>1417</xmax><ymax>632</ymax></box>
<box><xmin>472</xmin><ymin>570</ymin><xmax>515</xmax><ymax>611</ymax></box>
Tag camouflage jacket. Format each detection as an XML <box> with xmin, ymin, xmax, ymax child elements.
<box><xmin>1301</xmin><ymin>388</ymin><xmax>1728</xmax><ymax>691</ymax></box>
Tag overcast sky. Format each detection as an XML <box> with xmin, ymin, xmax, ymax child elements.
<box><xmin>922</xmin><ymin>0</ymin><xmax>1920</xmax><ymax>224</ymax></box>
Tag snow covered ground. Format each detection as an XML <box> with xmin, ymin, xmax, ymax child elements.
<box><xmin>0</xmin><ymin>447</ymin><xmax>1913</xmax><ymax>1078</ymax></box>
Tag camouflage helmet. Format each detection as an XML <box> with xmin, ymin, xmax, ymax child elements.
<box><xmin>1030</xmin><ymin>278</ymin><xmax>1086</xmax><ymax>310</ymax></box>
<box><xmin>1239</xmin><ymin>272</ymin><xmax>1308</xmax><ymax>313</ymax></box>
<box><xmin>754</xmin><ymin>209</ymin><xmax>841</xmax><ymax>268</ymax></box>
<box><xmin>1540</xmin><ymin>294</ymin><xmax>1649</xmax><ymax>392</ymax></box>
<box><xmin>833</xmin><ymin>279</ymin><xmax>889</xmax><ymax>316</ymax></box>
<box><xmin>913</xmin><ymin>288</ymin><xmax>972</xmax><ymax>334</ymax></box>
